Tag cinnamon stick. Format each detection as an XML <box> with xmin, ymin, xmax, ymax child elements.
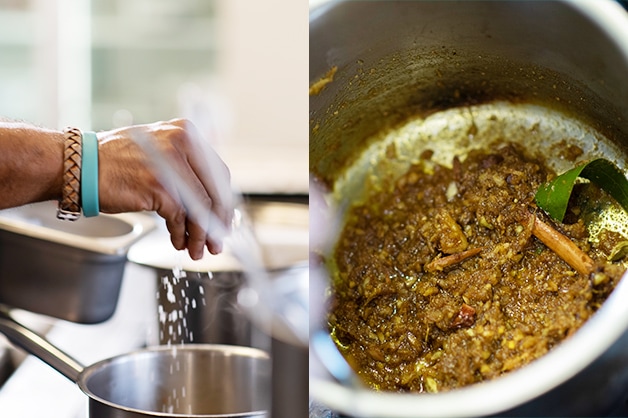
<box><xmin>527</xmin><ymin>213</ymin><xmax>595</xmax><ymax>277</ymax></box>
<box><xmin>425</xmin><ymin>247</ymin><xmax>483</xmax><ymax>273</ymax></box>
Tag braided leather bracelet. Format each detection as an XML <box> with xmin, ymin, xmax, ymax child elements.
<box><xmin>57</xmin><ymin>127</ymin><xmax>82</xmax><ymax>221</ymax></box>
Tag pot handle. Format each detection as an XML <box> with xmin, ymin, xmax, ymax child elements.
<box><xmin>0</xmin><ymin>305</ymin><xmax>84</xmax><ymax>383</ymax></box>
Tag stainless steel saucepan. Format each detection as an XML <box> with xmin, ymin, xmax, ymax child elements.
<box><xmin>0</xmin><ymin>308</ymin><xmax>270</xmax><ymax>418</ymax></box>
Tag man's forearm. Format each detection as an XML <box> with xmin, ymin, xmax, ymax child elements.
<box><xmin>0</xmin><ymin>122</ymin><xmax>63</xmax><ymax>209</ymax></box>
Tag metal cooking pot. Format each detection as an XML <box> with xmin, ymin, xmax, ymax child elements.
<box><xmin>127</xmin><ymin>200</ymin><xmax>309</xmax><ymax>348</ymax></box>
<box><xmin>0</xmin><ymin>308</ymin><xmax>270</xmax><ymax>418</ymax></box>
<box><xmin>309</xmin><ymin>1</ymin><xmax>628</xmax><ymax>417</ymax></box>
<box><xmin>0</xmin><ymin>202</ymin><xmax>155</xmax><ymax>324</ymax></box>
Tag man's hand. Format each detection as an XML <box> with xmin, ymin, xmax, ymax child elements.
<box><xmin>97</xmin><ymin>119</ymin><xmax>232</xmax><ymax>259</ymax></box>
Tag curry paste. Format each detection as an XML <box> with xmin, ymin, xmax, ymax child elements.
<box><xmin>329</xmin><ymin>143</ymin><xmax>625</xmax><ymax>392</ymax></box>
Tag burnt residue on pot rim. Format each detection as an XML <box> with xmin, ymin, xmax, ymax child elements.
<box><xmin>309</xmin><ymin>0</ymin><xmax>628</xmax><ymax>191</ymax></box>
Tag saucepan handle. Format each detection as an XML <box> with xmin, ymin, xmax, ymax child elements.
<box><xmin>0</xmin><ymin>305</ymin><xmax>84</xmax><ymax>382</ymax></box>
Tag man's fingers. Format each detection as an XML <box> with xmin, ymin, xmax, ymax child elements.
<box><xmin>206</xmin><ymin>236</ymin><xmax>223</xmax><ymax>255</ymax></box>
<box><xmin>161</xmin><ymin>203</ymin><xmax>187</xmax><ymax>251</ymax></box>
<box><xmin>185</xmin><ymin>218</ymin><xmax>208</xmax><ymax>260</ymax></box>
<box><xmin>157</xmin><ymin>160</ymin><xmax>227</xmax><ymax>259</ymax></box>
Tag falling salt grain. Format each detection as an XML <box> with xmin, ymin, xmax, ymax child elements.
<box><xmin>158</xmin><ymin>305</ymin><xmax>166</xmax><ymax>323</ymax></box>
<box><xmin>168</xmin><ymin>310</ymin><xmax>178</xmax><ymax>322</ymax></box>
<box><xmin>165</xmin><ymin>282</ymin><xmax>176</xmax><ymax>303</ymax></box>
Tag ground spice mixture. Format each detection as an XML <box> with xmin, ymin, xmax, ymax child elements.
<box><xmin>329</xmin><ymin>143</ymin><xmax>626</xmax><ymax>393</ymax></box>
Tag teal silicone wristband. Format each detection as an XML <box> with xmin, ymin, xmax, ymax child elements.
<box><xmin>81</xmin><ymin>131</ymin><xmax>100</xmax><ymax>217</ymax></box>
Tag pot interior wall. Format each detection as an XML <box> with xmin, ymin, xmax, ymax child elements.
<box><xmin>309</xmin><ymin>1</ymin><xmax>628</xmax><ymax>188</ymax></box>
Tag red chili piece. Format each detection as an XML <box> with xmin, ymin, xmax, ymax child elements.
<box><xmin>450</xmin><ymin>303</ymin><xmax>476</xmax><ymax>329</ymax></box>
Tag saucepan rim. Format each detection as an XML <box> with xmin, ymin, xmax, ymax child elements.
<box><xmin>78</xmin><ymin>344</ymin><xmax>270</xmax><ymax>418</ymax></box>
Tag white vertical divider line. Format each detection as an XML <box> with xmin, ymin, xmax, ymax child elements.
<box><xmin>56</xmin><ymin>0</ymin><xmax>91</xmax><ymax>130</ymax></box>
<box><xmin>32</xmin><ymin>0</ymin><xmax>59</xmax><ymax>128</ymax></box>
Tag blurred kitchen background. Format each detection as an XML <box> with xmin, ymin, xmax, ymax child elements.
<box><xmin>0</xmin><ymin>0</ymin><xmax>307</xmax><ymax>193</ymax></box>
<box><xmin>0</xmin><ymin>0</ymin><xmax>308</xmax><ymax>417</ymax></box>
